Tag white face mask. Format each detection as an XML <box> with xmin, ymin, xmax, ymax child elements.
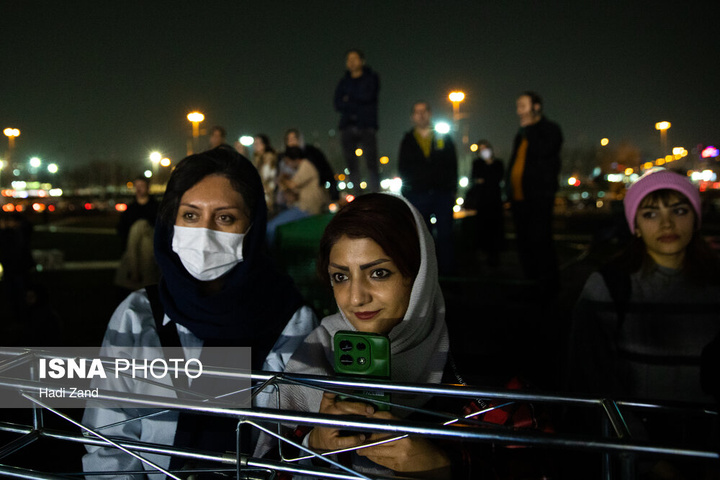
<box><xmin>480</xmin><ymin>148</ymin><xmax>493</xmax><ymax>160</ymax></box>
<box><xmin>172</xmin><ymin>225</ymin><xmax>246</xmax><ymax>281</ymax></box>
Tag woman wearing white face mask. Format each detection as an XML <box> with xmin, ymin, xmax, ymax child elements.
<box><xmin>82</xmin><ymin>147</ymin><xmax>318</xmax><ymax>477</ymax></box>
<box><xmin>466</xmin><ymin>140</ymin><xmax>505</xmax><ymax>267</ymax></box>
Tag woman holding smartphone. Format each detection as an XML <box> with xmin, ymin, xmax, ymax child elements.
<box><xmin>257</xmin><ymin>193</ymin><xmax>458</xmax><ymax>478</ymax></box>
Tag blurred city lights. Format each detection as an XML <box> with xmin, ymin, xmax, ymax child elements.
<box><xmin>239</xmin><ymin>136</ymin><xmax>254</xmax><ymax>146</ymax></box>
<box><xmin>144</xmin><ymin>170</ymin><xmax>152</xmax><ymax>178</ymax></box>
<box><xmin>160</xmin><ymin>158</ymin><xmax>171</xmax><ymax>167</ymax></box>
<box><xmin>338</xmin><ymin>174</ymin><xmax>346</xmax><ymax>181</ymax></box>
<box><xmin>459</xmin><ymin>177</ymin><xmax>469</xmax><ymax>188</ymax></box>
<box><xmin>381</xmin><ymin>177</ymin><xmax>403</xmax><ymax>193</ymax></box>
<box><xmin>453</xmin><ymin>205</ymin><xmax>462</xmax><ymax>213</ymax></box>
<box><xmin>345</xmin><ymin>194</ymin><xmax>356</xmax><ymax>203</ymax></box>
<box><xmin>470</xmin><ymin>144</ymin><xmax>478</xmax><ymax>152</ymax></box>
<box><xmin>672</xmin><ymin>147</ymin><xmax>684</xmax><ymax>155</ymax></box>
<box><xmin>48</xmin><ymin>188</ymin><xmax>62</xmax><ymax>197</ymax></box>
<box><xmin>568</xmin><ymin>177</ymin><xmax>577</xmax><ymax>186</ymax></box>
<box><xmin>434</xmin><ymin>122</ymin><xmax>451</xmax><ymax>134</ymax></box>
<box><xmin>47</xmin><ymin>163</ymin><xmax>58</xmax><ymax>173</ymax></box>
<box><xmin>347</xmin><ymin>182</ymin><xmax>354</xmax><ymax>189</ymax></box>
<box><xmin>456</xmin><ymin>197</ymin><xmax>464</xmax><ymax>206</ymax></box>
<box><xmin>3</xmin><ymin>128</ymin><xmax>20</xmax><ymax>138</ymax></box>
<box><xmin>379</xmin><ymin>156</ymin><xmax>390</xmax><ymax>165</ymax></box>
<box><xmin>344</xmin><ymin>168</ymin><xmax>350</xmax><ymax>175</ymax></box>
<box><xmin>430</xmin><ymin>215</ymin><xmax>437</xmax><ymax>225</ymax></box>
<box><xmin>328</xmin><ymin>203</ymin><xmax>339</xmax><ymax>213</ymax></box>
<box><xmin>701</xmin><ymin>146</ymin><xmax>719</xmax><ymax>158</ymax></box>
<box><xmin>115</xmin><ymin>203</ymin><xmax>128</xmax><ymax>212</ymax></box>
<box><xmin>355</xmin><ymin>148</ymin><xmax>363</xmax><ymax>157</ymax></box>
<box><xmin>149</xmin><ymin>151</ymin><xmax>162</xmax><ymax>163</ymax></box>
<box><xmin>338</xmin><ymin>181</ymin><xmax>346</xmax><ymax>190</ymax></box>
<box><xmin>600</xmin><ymin>138</ymin><xmax>609</xmax><ymax>146</ymax></box>
<box><xmin>359</xmin><ymin>181</ymin><xmax>367</xmax><ymax>189</ymax></box>
<box><xmin>29</xmin><ymin>157</ymin><xmax>41</xmax><ymax>168</ymax></box>
<box><xmin>624</xmin><ymin>168</ymin><xmax>633</xmax><ymax>175</ymax></box>
<box><xmin>655</xmin><ymin>121</ymin><xmax>671</xmax><ymax>131</ymax></box>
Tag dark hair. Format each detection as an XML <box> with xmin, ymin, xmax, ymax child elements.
<box><xmin>317</xmin><ymin>194</ymin><xmax>421</xmax><ymax>285</ymax></box>
<box><xmin>255</xmin><ymin>134</ymin><xmax>275</xmax><ymax>154</ymax></box>
<box><xmin>158</xmin><ymin>148</ymin><xmax>262</xmax><ymax>228</ymax></box>
<box><xmin>519</xmin><ymin>91</ymin><xmax>543</xmax><ymax>113</ymax></box>
<box><xmin>210</xmin><ymin>125</ymin><xmax>227</xmax><ymax>139</ymax></box>
<box><xmin>411</xmin><ymin>101</ymin><xmax>431</xmax><ymax>113</ymax></box>
<box><xmin>476</xmin><ymin>139</ymin><xmax>493</xmax><ymax>150</ymax></box>
<box><xmin>346</xmin><ymin>48</ymin><xmax>365</xmax><ymax>60</ymax></box>
<box><xmin>612</xmin><ymin>189</ymin><xmax>720</xmax><ymax>285</ymax></box>
<box><xmin>284</xmin><ymin>146</ymin><xmax>304</xmax><ymax>160</ymax></box>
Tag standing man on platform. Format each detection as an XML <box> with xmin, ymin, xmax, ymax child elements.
<box><xmin>506</xmin><ymin>91</ymin><xmax>563</xmax><ymax>290</ymax></box>
<box><xmin>398</xmin><ymin>101</ymin><xmax>458</xmax><ymax>275</ymax></box>
<box><xmin>334</xmin><ymin>49</ymin><xmax>380</xmax><ymax>192</ymax></box>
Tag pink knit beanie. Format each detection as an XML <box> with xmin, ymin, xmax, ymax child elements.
<box><xmin>623</xmin><ymin>168</ymin><xmax>701</xmax><ymax>234</ymax></box>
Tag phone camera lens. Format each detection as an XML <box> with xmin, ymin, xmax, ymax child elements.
<box><xmin>339</xmin><ymin>340</ymin><xmax>353</xmax><ymax>352</ymax></box>
<box><xmin>357</xmin><ymin>357</ymin><xmax>367</xmax><ymax>365</ymax></box>
<box><xmin>340</xmin><ymin>354</ymin><xmax>353</xmax><ymax>366</ymax></box>
<box><xmin>356</xmin><ymin>343</ymin><xmax>366</xmax><ymax>351</ymax></box>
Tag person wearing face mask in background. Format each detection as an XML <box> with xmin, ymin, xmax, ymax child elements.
<box><xmin>465</xmin><ymin>140</ymin><xmax>505</xmax><ymax>267</ymax></box>
<box><xmin>82</xmin><ymin>147</ymin><xmax>319</xmax><ymax>477</ymax></box>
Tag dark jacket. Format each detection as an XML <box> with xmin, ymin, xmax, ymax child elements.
<box><xmin>398</xmin><ymin>130</ymin><xmax>458</xmax><ymax>195</ymax></box>
<box><xmin>333</xmin><ymin>66</ymin><xmax>380</xmax><ymax>130</ymax></box>
<box><xmin>505</xmin><ymin>117</ymin><xmax>563</xmax><ymax>201</ymax></box>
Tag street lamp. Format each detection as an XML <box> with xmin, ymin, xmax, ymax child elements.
<box><xmin>655</xmin><ymin>121</ymin><xmax>671</xmax><ymax>155</ymax></box>
<box><xmin>150</xmin><ymin>151</ymin><xmax>162</xmax><ymax>176</ymax></box>
<box><xmin>187</xmin><ymin>112</ymin><xmax>205</xmax><ymax>154</ymax></box>
<box><xmin>3</xmin><ymin>128</ymin><xmax>20</xmax><ymax>172</ymax></box>
<box><xmin>448</xmin><ymin>91</ymin><xmax>465</xmax><ymax>123</ymax></box>
<box><xmin>47</xmin><ymin>163</ymin><xmax>59</xmax><ymax>174</ymax></box>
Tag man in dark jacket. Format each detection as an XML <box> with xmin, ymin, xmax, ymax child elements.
<box><xmin>506</xmin><ymin>91</ymin><xmax>563</xmax><ymax>290</ymax></box>
<box><xmin>334</xmin><ymin>49</ymin><xmax>380</xmax><ymax>193</ymax></box>
<box><xmin>398</xmin><ymin>101</ymin><xmax>458</xmax><ymax>274</ymax></box>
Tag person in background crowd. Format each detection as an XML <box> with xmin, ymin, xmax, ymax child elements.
<box><xmin>266</xmin><ymin>146</ymin><xmax>329</xmax><ymax>247</ymax></box>
<box><xmin>505</xmin><ymin>91</ymin><xmax>563</xmax><ymax>292</ymax></box>
<box><xmin>334</xmin><ymin>49</ymin><xmax>380</xmax><ymax>193</ymax></box>
<box><xmin>398</xmin><ymin>101</ymin><xmax>457</xmax><ymax>275</ymax></box>
<box><xmin>83</xmin><ymin>147</ymin><xmax>318</xmax><ymax>477</ymax></box>
<box><xmin>208</xmin><ymin>125</ymin><xmax>228</xmax><ymax>150</ymax></box>
<box><xmin>466</xmin><ymin>139</ymin><xmax>505</xmax><ymax>267</ymax></box>
<box><xmin>114</xmin><ymin>175</ymin><xmax>160</xmax><ymax>301</ymax></box>
<box><xmin>252</xmin><ymin>133</ymin><xmax>278</xmax><ymax>215</ymax></box>
<box><xmin>285</xmin><ymin>128</ymin><xmax>338</xmax><ymax>202</ymax></box>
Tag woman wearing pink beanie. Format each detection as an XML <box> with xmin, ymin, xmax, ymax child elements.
<box><xmin>568</xmin><ymin>168</ymin><xmax>720</xmax><ymax>477</ymax></box>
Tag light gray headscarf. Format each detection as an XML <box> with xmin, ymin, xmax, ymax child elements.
<box><xmin>276</xmin><ymin>194</ymin><xmax>449</xmax><ymax>416</ymax></box>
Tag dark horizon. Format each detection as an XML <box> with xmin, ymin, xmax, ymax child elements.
<box><xmin>2</xmin><ymin>1</ymin><xmax>718</xmax><ymax>178</ymax></box>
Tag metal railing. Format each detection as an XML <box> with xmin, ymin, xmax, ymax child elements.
<box><xmin>0</xmin><ymin>348</ymin><xmax>716</xmax><ymax>479</ymax></box>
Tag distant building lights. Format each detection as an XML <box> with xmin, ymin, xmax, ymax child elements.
<box><xmin>160</xmin><ymin>158</ymin><xmax>171</xmax><ymax>167</ymax></box>
<box><xmin>144</xmin><ymin>170</ymin><xmax>152</xmax><ymax>178</ymax></box>
<box><xmin>338</xmin><ymin>181</ymin><xmax>346</xmax><ymax>190</ymax></box>
<box><xmin>379</xmin><ymin>156</ymin><xmax>390</xmax><ymax>165</ymax></box>
<box><xmin>345</xmin><ymin>194</ymin><xmax>355</xmax><ymax>203</ymax></box>
<box><xmin>568</xmin><ymin>177</ymin><xmax>577</xmax><ymax>186</ymax></box>
<box><xmin>359</xmin><ymin>182</ymin><xmax>367</xmax><ymax>189</ymax></box>
<box><xmin>470</xmin><ymin>144</ymin><xmax>478</xmax><ymax>152</ymax></box>
<box><xmin>600</xmin><ymin>138</ymin><xmax>609</xmax><ymax>146</ymax></box>
<box><xmin>453</xmin><ymin>205</ymin><xmax>462</xmax><ymax>213</ymax></box>
<box><xmin>29</xmin><ymin>157</ymin><xmax>41</xmax><ymax>168</ymax></box>
<box><xmin>355</xmin><ymin>148</ymin><xmax>363</xmax><ymax>157</ymax></box>
<box><xmin>702</xmin><ymin>146</ymin><xmax>719</xmax><ymax>158</ymax></box>
<box><xmin>47</xmin><ymin>163</ymin><xmax>58</xmax><ymax>173</ymax></box>
<box><xmin>456</xmin><ymin>197</ymin><xmax>464</xmax><ymax>206</ymax></box>
<box><xmin>624</xmin><ymin>168</ymin><xmax>633</xmax><ymax>176</ymax></box>
<box><xmin>459</xmin><ymin>177</ymin><xmax>469</xmax><ymax>188</ymax></box>
<box><xmin>346</xmin><ymin>182</ymin><xmax>354</xmax><ymax>190</ymax></box>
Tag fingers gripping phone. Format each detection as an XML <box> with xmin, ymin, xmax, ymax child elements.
<box><xmin>333</xmin><ymin>330</ymin><xmax>391</xmax><ymax>411</ymax></box>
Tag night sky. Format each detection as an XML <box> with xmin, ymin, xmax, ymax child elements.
<box><xmin>2</xmin><ymin>1</ymin><xmax>718</xmax><ymax>178</ymax></box>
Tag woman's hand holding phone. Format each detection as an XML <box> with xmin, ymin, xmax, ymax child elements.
<box><xmin>308</xmin><ymin>392</ymin><xmax>375</xmax><ymax>451</ymax></box>
<box><xmin>357</xmin><ymin>410</ymin><xmax>452</xmax><ymax>478</ymax></box>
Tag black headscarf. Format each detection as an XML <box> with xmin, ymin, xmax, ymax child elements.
<box><xmin>153</xmin><ymin>148</ymin><xmax>304</xmax><ymax>365</ymax></box>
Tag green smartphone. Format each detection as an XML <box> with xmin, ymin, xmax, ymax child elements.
<box><xmin>333</xmin><ymin>330</ymin><xmax>391</xmax><ymax>411</ymax></box>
